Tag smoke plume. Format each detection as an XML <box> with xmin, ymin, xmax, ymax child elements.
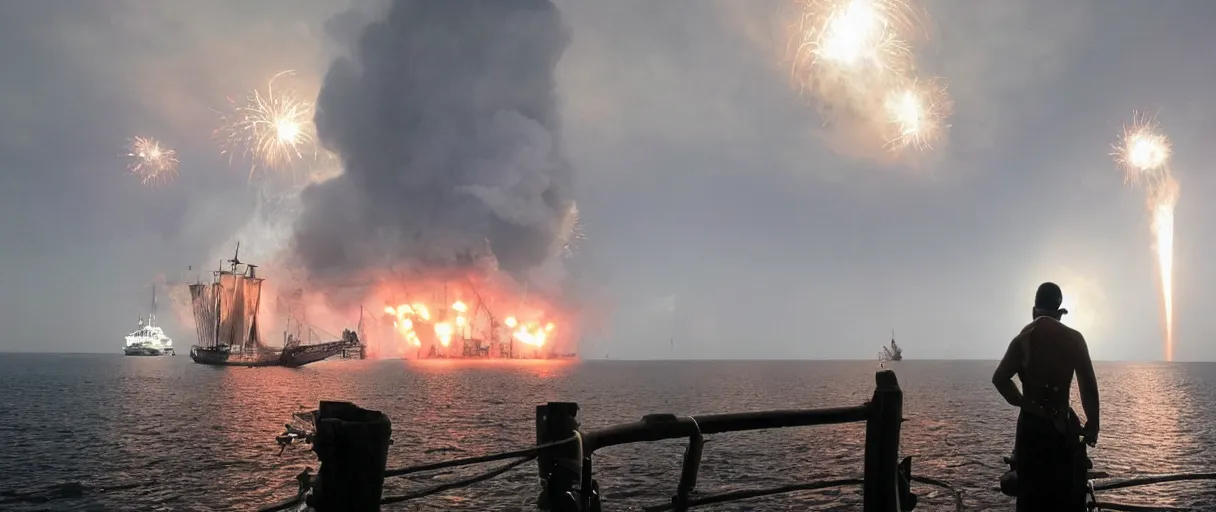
<box><xmin>293</xmin><ymin>0</ymin><xmax>574</xmax><ymax>284</ymax></box>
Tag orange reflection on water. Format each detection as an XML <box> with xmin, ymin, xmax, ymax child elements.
<box><xmin>408</xmin><ymin>357</ymin><xmax>578</xmax><ymax>379</ymax></box>
<box><xmin>397</xmin><ymin>359</ymin><xmax>581</xmax><ymax>471</ymax></box>
<box><xmin>1088</xmin><ymin>363</ymin><xmax>1204</xmax><ymax>507</ymax></box>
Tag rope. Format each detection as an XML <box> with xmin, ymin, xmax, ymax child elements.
<box><xmin>380</xmin><ymin>457</ymin><xmax>534</xmax><ymax>505</ymax></box>
<box><xmin>384</xmin><ymin>436</ymin><xmax>576</xmax><ymax>478</ymax></box>
<box><xmin>1084</xmin><ymin>472</ymin><xmax>1216</xmax><ymax>512</ymax></box>
<box><xmin>1092</xmin><ymin>502</ymin><xmax>1195</xmax><ymax>512</ymax></box>
<box><xmin>258</xmin><ymin>495</ymin><xmax>306</xmax><ymax>512</ymax></box>
<box><xmin>1093</xmin><ymin>473</ymin><xmax>1216</xmax><ymax>492</ymax></box>
<box><xmin>911</xmin><ymin>475</ymin><xmax>965</xmax><ymax>512</ymax></box>
<box><xmin>640</xmin><ymin>475</ymin><xmax>966</xmax><ymax>512</ymax></box>
<box><xmin>640</xmin><ymin>478</ymin><xmax>864</xmax><ymax>512</ymax></box>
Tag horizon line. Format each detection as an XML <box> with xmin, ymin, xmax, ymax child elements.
<box><xmin>0</xmin><ymin>351</ymin><xmax>1210</xmax><ymax>363</ymax></box>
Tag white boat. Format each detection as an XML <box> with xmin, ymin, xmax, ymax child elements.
<box><xmin>123</xmin><ymin>287</ymin><xmax>174</xmax><ymax>356</ymax></box>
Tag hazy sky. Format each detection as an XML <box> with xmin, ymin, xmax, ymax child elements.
<box><xmin>2</xmin><ymin>0</ymin><xmax>1215</xmax><ymax>361</ymax></box>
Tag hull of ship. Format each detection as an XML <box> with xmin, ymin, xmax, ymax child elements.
<box><xmin>124</xmin><ymin>347</ymin><xmax>163</xmax><ymax>356</ymax></box>
<box><xmin>190</xmin><ymin>343</ymin><xmax>353</xmax><ymax>368</ymax></box>
<box><xmin>190</xmin><ymin>346</ymin><xmax>282</xmax><ymax>367</ymax></box>
<box><xmin>280</xmin><ymin>340</ymin><xmax>358</xmax><ymax>368</ymax></box>
<box><xmin>282</xmin><ymin>350</ymin><xmax>337</xmax><ymax>367</ymax></box>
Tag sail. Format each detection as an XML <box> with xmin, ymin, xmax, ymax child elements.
<box><xmin>217</xmin><ymin>273</ymin><xmax>241</xmax><ymax>347</ymax></box>
<box><xmin>215</xmin><ymin>271</ymin><xmax>265</xmax><ymax>351</ymax></box>
<box><xmin>189</xmin><ymin>283</ymin><xmax>218</xmax><ymax>347</ymax></box>
<box><xmin>245</xmin><ymin>275</ymin><xmax>264</xmax><ymax>350</ymax></box>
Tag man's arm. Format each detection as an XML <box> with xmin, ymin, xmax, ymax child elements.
<box><xmin>992</xmin><ymin>337</ymin><xmax>1023</xmax><ymax>408</ymax></box>
<box><xmin>1076</xmin><ymin>335</ymin><xmax>1100</xmax><ymax>433</ymax></box>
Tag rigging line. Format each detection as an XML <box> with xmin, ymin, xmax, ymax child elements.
<box><xmin>383</xmin><ymin>436</ymin><xmax>577</xmax><ymax>478</ymax></box>
<box><xmin>380</xmin><ymin>457</ymin><xmax>534</xmax><ymax>505</ymax></box>
<box><xmin>307</xmin><ymin>323</ymin><xmax>338</xmax><ymax>341</ymax></box>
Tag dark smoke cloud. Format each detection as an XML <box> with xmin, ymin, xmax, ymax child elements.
<box><xmin>294</xmin><ymin>0</ymin><xmax>574</xmax><ymax>280</ymax></box>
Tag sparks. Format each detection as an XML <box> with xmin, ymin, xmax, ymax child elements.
<box><xmin>1111</xmin><ymin>112</ymin><xmax>1178</xmax><ymax>361</ymax></box>
<box><xmin>216</xmin><ymin>70</ymin><xmax>317</xmax><ymax>180</ymax></box>
<box><xmin>882</xmin><ymin>78</ymin><xmax>950</xmax><ymax>151</ymax></box>
<box><xmin>790</xmin><ymin>0</ymin><xmax>916</xmax><ymax>83</ymax></box>
<box><xmin>125</xmin><ymin>136</ymin><xmax>179</xmax><ymax>186</ymax></box>
<box><xmin>1112</xmin><ymin>112</ymin><xmax>1171</xmax><ymax>187</ymax></box>
<box><xmin>559</xmin><ymin>202</ymin><xmax>586</xmax><ymax>258</ymax></box>
<box><xmin>787</xmin><ymin>0</ymin><xmax>951</xmax><ymax>157</ymax></box>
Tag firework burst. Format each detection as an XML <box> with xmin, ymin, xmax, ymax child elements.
<box><xmin>125</xmin><ymin>136</ymin><xmax>179</xmax><ymax>186</ymax></box>
<box><xmin>1112</xmin><ymin>112</ymin><xmax>1171</xmax><ymax>187</ymax></box>
<box><xmin>787</xmin><ymin>0</ymin><xmax>950</xmax><ymax>157</ymax></box>
<box><xmin>882</xmin><ymin>78</ymin><xmax>951</xmax><ymax>151</ymax></box>
<box><xmin>216</xmin><ymin>70</ymin><xmax>317</xmax><ymax>180</ymax></box>
<box><xmin>559</xmin><ymin>202</ymin><xmax>586</xmax><ymax>259</ymax></box>
<box><xmin>1110</xmin><ymin>112</ymin><xmax>1179</xmax><ymax>361</ymax></box>
<box><xmin>789</xmin><ymin>0</ymin><xmax>918</xmax><ymax>94</ymax></box>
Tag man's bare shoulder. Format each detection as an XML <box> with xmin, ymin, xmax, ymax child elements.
<box><xmin>1029</xmin><ymin>316</ymin><xmax>1086</xmax><ymax>343</ymax></box>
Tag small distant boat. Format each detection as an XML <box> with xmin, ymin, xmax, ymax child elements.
<box><xmin>880</xmin><ymin>331</ymin><xmax>903</xmax><ymax>362</ymax></box>
<box><xmin>187</xmin><ymin>243</ymin><xmax>361</xmax><ymax>368</ymax></box>
<box><xmin>123</xmin><ymin>287</ymin><xmax>174</xmax><ymax>356</ymax></box>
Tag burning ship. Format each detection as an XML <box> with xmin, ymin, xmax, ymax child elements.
<box><xmin>363</xmin><ymin>261</ymin><xmax>576</xmax><ymax>360</ymax></box>
<box><xmin>880</xmin><ymin>331</ymin><xmax>903</xmax><ymax>362</ymax></box>
<box><xmin>187</xmin><ymin>244</ymin><xmax>361</xmax><ymax>367</ymax></box>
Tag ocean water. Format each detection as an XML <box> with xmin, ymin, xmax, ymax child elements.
<box><xmin>1</xmin><ymin>355</ymin><xmax>1213</xmax><ymax>511</ymax></box>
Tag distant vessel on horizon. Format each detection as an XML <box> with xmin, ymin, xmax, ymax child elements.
<box><xmin>123</xmin><ymin>287</ymin><xmax>174</xmax><ymax>356</ymax></box>
<box><xmin>880</xmin><ymin>331</ymin><xmax>902</xmax><ymax>362</ymax></box>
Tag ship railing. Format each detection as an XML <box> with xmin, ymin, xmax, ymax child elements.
<box><xmin>263</xmin><ymin>369</ymin><xmax>938</xmax><ymax>512</ymax></box>
<box><xmin>262</xmin><ymin>366</ymin><xmax>1216</xmax><ymax>512</ymax></box>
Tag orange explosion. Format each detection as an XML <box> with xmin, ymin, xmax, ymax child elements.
<box><xmin>363</xmin><ymin>271</ymin><xmax>571</xmax><ymax>359</ymax></box>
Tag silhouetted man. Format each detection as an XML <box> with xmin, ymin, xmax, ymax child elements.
<box><xmin>992</xmin><ymin>282</ymin><xmax>1100</xmax><ymax>511</ymax></box>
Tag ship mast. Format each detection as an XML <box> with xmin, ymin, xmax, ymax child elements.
<box><xmin>246</xmin><ymin>263</ymin><xmax>262</xmax><ymax>351</ymax></box>
<box><xmin>212</xmin><ymin>259</ymin><xmax>222</xmax><ymax>348</ymax></box>
<box><xmin>226</xmin><ymin>244</ymin><xmax>245</xmax><ymax>351</ymax></box>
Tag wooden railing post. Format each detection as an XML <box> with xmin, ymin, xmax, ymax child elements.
<box><xmin>537</xmin><ymin>402</ymin><xmax>581</xmax><ymax>511</ymax></box>
<box><xmin>863</xmin><ymin>370</ymin><xmax>904</xmax><ymax>512</ymax></box>
<box><xmin>308</xmin><ymin>401</ymin><xmax>392</xmax><ymax>512</ymax></box>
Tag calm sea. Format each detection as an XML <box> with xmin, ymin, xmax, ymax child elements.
<box><xmin>1</xmin><ymin>355</ymin><xmax>1213</xmax><ymax>511</ymax></box>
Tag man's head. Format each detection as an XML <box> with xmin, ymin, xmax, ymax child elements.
<box><xmin>1032</xmin><ymin>282</ymin><xmax>1068</xmax><ymax>320</ymax></box>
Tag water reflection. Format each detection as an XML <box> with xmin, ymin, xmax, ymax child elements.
<box><xmin>3</xmin><ymin>357</ymin><xmax>1214</xmax><ymax>511</ymax></box>
<box><xmin>1094</xmin><ymin>363</ymin><xmax>1205</xmax><ymax>507</ymax></box>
